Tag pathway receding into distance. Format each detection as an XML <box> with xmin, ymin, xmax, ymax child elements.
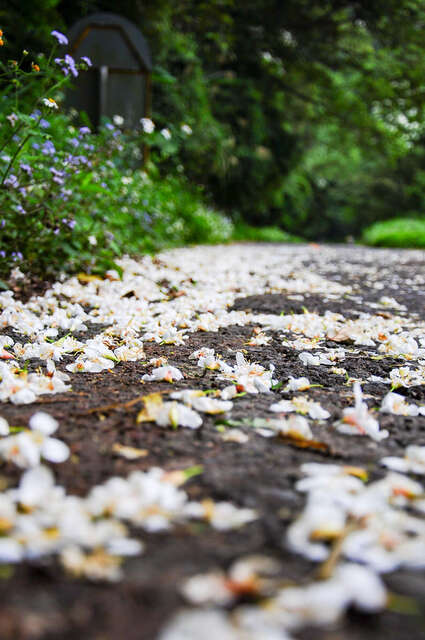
<box><xmin>0</xmin><ymin>243</ymin><xmax>424</xmax><ymax>639</ymax></box>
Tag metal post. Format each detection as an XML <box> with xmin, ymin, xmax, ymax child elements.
<box><xmin>99</xmin><ymin>65</ymin><xmax>109</xmax><ymax>122</ymax></box>
<box><xmin>143</xmin><ymin>73</ymin><xmax>152</xmax><ymax>166</ymax></box>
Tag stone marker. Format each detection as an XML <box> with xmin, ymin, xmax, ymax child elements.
<box><xmin>66</xmin><ymin>12</ymin><xmax>152</xmax><ymax>130</ymax></box>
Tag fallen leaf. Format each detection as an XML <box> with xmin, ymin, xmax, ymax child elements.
<box><xmin>342</xmin><ymin>465</ymin><xmax>368</xmax><ymax>481</ymax></box>
<box><xmin>77</xmin><ymin>273</ymin><xmax>103</xmax><ymax>283</ymax></box>
<box><xmin>163</xmin><ymin>465</ymin><xmax>203</xmax><ymax>486</ymax></box>
<box><xmin>88</xmin><ymin>393</ymin><xmax>159</xmax><ymax>414</ymax></box>
<box><xmin>387</xmin><ymin>592</ymin><xmax>421</xmax><ymax>616</ymax></box>
<box><xmin>136</xmin><ymin>393</ymin><xmax>164</xmax><ymax>423</ymax></box>
<box><xmin>112</xmin><ymin>443</ymin><xmax>148</xmax><ymax>460</ymax></box>
<box><xmin>222</xmin><ymin>429</ymin><xmax>249</xmax><ymax>444</ymax></box>
<box><xmin>279</xmin><ymin>435</ymin><xmax>329</xmax><ymax>452</ymax></box>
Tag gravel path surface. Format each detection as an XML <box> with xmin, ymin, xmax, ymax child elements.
<box><xmin>0</xmin><ymin>243</ymin><xmax>424</xmax><ymax>639</ymax></box>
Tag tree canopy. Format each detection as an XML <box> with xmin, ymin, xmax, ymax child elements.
<box><xmin>3</xmin><ymin>0</ymin><xmax>425</xmax><ymax>239</ymax></box>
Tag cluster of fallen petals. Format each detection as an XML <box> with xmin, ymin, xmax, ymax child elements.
<box><xmin>0</xmin><ymin>244</ymin><xmax>425</xmax><ymax>636</ymax></box>
<box><xmin>163</xmin><ymin>452</ymin><xmax>424</xmax><ymax>638</ymax></box>
<box><xmin>287</xmin><ymin>462</ymin><xmax>425</xmax><ymax>571</ymax></box>
<box><xmin>161</xmin><ymin>558</ymin><xmax>387</xmax><ymax>640</ymax></box>
<box><xmin>335</xmin><ymin>382</ymin><xmax>389</xmax><ymax>441</ymax></box>
<box><xmin>0</xmin><ymin>412</ymin><xmax>257</xmax><ymax>581</ymax></box>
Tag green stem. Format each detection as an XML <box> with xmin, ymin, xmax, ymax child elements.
<box><xmin>0</xmin><ymin>131</ymin><xmax>33</xmax><ymax>186</ymax></box>
<box><xmin>0</xmin><ymin>121</ymin><xmax>25</xmax><ymax>155</ymax></box>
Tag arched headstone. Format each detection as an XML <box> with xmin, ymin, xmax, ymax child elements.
<box><xmin>66</xmin><ymin>12</ymin><xmax>152</xmax><ymax>129</ymax></box>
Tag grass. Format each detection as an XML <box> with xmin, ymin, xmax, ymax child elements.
<box><xmin>232</xmin><ymin>222</ymin><xmax>302</xmax><ymax>244</ymax></box>
<box><xmin>362</xmin><ymin>217</ymin><xmax>425</xmax><ymax>248</ymax></box>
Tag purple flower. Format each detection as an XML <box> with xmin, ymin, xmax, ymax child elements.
<box><xmin>4</xmin><ymin>174</ymin><xmax>19</xmax><ymax>188</ymax></box>
<box><xmin>20</xmin><ymin>163</ymin><xmax>32</xmax><ymax>175</ymax></box>
<box><xmin>50</xmin><ymin>167</ymin><xmax>65</xmax><ymax>185</ymax></box>
<box><xmin>50</xmin><ymin>167</ymin><xmax>64</xmax><ymax>177</ymax></box>
<box><xmin>0</xmin><ymin>251</ymin><xmax>5</xmax><ymax>258</ymax></box>
<box><xmin>51</xmin><ymin>30</ymin><xmax>68</xmax><ymax>46</ymax></box>
<box><xmin>42</xmin><ymin>141</ymin><xmax>56</xmax><ymax>155</ymax></box>
<box><xmin>68</xmin><ymin>138</ymin><xmax>79</xmax><ymax>148</ymax></box>
<box><xmin>64</xmin><ymin>154</ymin><xmax>76</xmax><ymax>166</ymax></box>
<box><xmin>64</xmin><ymin>54</ymin><xmax>78</xmax><ymax>77</ymax></box>
<box><xmin>39</xmin><ymin>119</ymin><xmax>50</xmax><ymax>129</ymax></box>
<box><xmin>80</xmin><ymin>56</ymin><xmax>92</xmax><ymax>67</ymax></box>
<box><xmin>55</xmin><ymin>54</ymin><xmax>78</xmax><ymax>77</ymax></box>
<box><xmin>30</xmin><ymin>109</ymin><xmax>41</xmax><ymax>119</ymax></box>
<box><xmin>53</xmin><ymin>228</ymin><xmax>60</xmax><ymax>235</ymax></box>
<box><xmin>32</xmin><ymin>143</ymin><xmax>40</xmax><ymax>150</ymax></box>
<box><xmin>15</xmin><ymin>205</ymin><xmax>26</xmax><ymax>214</ymax></box>
<box><xmin>67</xmin><ymin>220</ymin><xmax>76</xmax><ymax>229</ymax></box>
<box><xmin>105</xmin><ymin>123</ymin><xmax>114</xmax><ymax>131</ymax></box>
<box><xmin>60</xmin><ymin>188</ymin><xmax>72</xmax><ymax>201</ymax></box>
<box><xmin>79</xmin><ymin>127</ymin><xmax>91</xmax><ymax>136</ymax></box>
<box><xmin>56</xmin><ymin>62</ymin><xmax>69</xmax><ymax>76</ymax></box>
<box><xmin>0</xmin><ymin>220</ymin><xmax>5</xmax><ymax>228</ymax></box>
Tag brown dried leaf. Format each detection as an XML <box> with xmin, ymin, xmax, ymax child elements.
<box><xmin>112</xmin><ymin>443</ymin><xmax>148</xmax><ymax>460</ymax></box>
<box><xmin>136</xmin><ymin>393</ymin><xmax>164</xmax><ymax>423</ymax></box>
<box><xmin>279</xmin><ymin>435</ymin><xmax>329</xmax><ymax>452</ymax></box>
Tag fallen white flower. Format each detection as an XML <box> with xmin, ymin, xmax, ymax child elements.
<box><xmin>335</xmin><ymin>383</ymin><xmax>388</xmax><ymax>441</ymax></box>
<box><xmin>270</xmin><ymin>397</ymin><xmax>330</xmax><ymax>420</ymax></box>
<box><xmin>156</xmin><ymin>402</ymin><xmax>202</xmax><ymax>429</ymax></box>
<box><xmin>284</xmin><ymin>376</ymin><xmax>311</xmax><ymax>392</ymax></box>
<box><xmin>142</xmin><ymin>365</ymin><xmax>184</xmax><ymax>383</ymax></box>
<box><xmin>381</xmin><ymin>445</ymin><xmax>425</xmax><ymax>475</ymax></box>
<box><xmin>380</xmin><ymin>391</ymin><xmax>425</xmax><ymax>417</ymax></box>
<box><xmin>0</xmin><ymin>412</ymin><xmax>69</xmax><ymax>468</ymax></box>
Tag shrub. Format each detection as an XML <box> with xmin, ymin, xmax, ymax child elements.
<box><xmin>0</xmin><ymin>29</ymin><xmax>233</xmax><ymax>280</ymax></box>
<box><xmin>232</xmin><ymin>222</ymin><xmax>301</xmax><ymax>244</ymax></box>
<box><xmin>362</xmin><ymin>217</ymin><xmax>425</xmax><ymax>249</ymax></box>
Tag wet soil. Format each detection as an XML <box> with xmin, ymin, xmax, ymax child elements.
<box><xmin>0</xmin><ymin>245</ymin><xmax>424</xmax><ymax>639</ymax></box>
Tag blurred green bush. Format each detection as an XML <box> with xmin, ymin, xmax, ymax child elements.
<box><xmin>362</xmin><ymin>217</ymin><xmax>425</xmax><ymax>249</ymax></box>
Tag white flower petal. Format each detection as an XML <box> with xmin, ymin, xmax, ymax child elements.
<box><xmin>18</xmin><ymin>465</ymin><xmax>55</xmax><ymax>506</ymax></box>
<box><xmin>29</xmin><ymin>411</ymin><xmax>58</xmax><ymax>435</ymax></box>
<box><xmin>41</xmin><ymin>437</ymin><xmax>70</xmax><ymax>463</ymax></box>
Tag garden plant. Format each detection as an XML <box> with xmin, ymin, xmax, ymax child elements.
<box><xmin>0</xmin><ymin>7</ymin><xmax>424</xmax><ymax>640</ymax></box>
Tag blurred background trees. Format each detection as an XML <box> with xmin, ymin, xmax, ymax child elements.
<box><xmin>3</xmin><ymin>0</ymin><xmax>425</xmax><ymax>243</ymax></box>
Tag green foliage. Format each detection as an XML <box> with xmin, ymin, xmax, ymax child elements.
<box><xmin>5</xmin><ymin>1</ymin><xmax>425</xmax><ymax>249</ymax></box>
<box><xmin>232</xmin><ymin>223</ymin><xmax>301</xmax><ymax>244</ymax></box>
<box><xmin>129</xmin><ymin>0</ymin><xmax>425</xmax><ymax>235</ymax></box>
<box><xmin>0</xmin><ymin>33</ymin><xmax>233</xmax><ymax>279</ymax></box>
<box><xmin>362</xmin><ymin>217</ymin><xmax>425</xmax><ymax>248</ymax></box>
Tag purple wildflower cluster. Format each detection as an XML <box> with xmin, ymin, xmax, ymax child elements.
<box><xmin>54</xmin><ymin>53</ymin><xmax>78</xmax><ymax>78</ymax></box>
<box><xmin>0</xmin><ymin>27</ymin><xmax>161</xmax><ymax>277</ymax></box>
<box><xmin>54</xmin><ymin>47</ymin><xmax>92</xmax><ymax>78</ymax></box>
<box><xmin>51</xmin><ymin>30</ymin><xmax>68</xmax><ymax>46</ymax></box>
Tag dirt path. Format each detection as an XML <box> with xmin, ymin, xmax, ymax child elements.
<box><xmin>0</xmin><ymin>244</ymin><xmax>424</xmax><ymax>639</ymax></box>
